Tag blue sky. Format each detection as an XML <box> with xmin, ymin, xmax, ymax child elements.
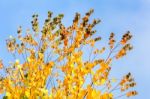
<box><xmin>0</xmin><ymin>0</ymin><xmax>149</xmax><ymax>98</ymax></box>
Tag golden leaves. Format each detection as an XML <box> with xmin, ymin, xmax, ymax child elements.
<box><xmin>0</xmin><ymin>9</ymin><xmax>137</xmax><ymax>99</ymax></box>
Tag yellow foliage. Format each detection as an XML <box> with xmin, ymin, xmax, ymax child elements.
<box><xmin>0</xmin><ymin>9</ymin><xmax>137</xmax><ymax>99</ymax></box>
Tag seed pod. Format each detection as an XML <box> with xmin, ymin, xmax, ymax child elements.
<box><xmin>109</xmin><ymin>32</ymin><xmax>115</xmax><ymax>49</ymax></box>
<box><xmin>121</xmin><ymin>31</ymin><xmax>132</xmax><ymax>45</ymax></box>
<box><xmin>126</xmin><ymin>91</ymin><xmax>138</xmax><ymax>97</ymax></box>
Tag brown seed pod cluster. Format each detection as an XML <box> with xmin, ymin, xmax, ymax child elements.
<box><xmin>73</xmin><ymin>12</ymin><xmax>80</xmax><ymax>25</ymax></box>
<box><xmin>116</xmin><ymin>43</ymin><xmax>133</xmax><ymax>59</ymax></box>
<box><xmin>6</xmin><ymin>37</ymin><xmax>16</xmax><ymax>52</ymax></box>
<box><xmin>109</xmin><ymin>32</ymin><xmax>115</xmax><ymax>49</ymax></box>
<box><xmin>120</xmin><ymin>72</ymin><xmax>136</xmax><ymax>93</ymax></box>
<box><xmin>31</xmin><ymin>14</ymin><xmax>39</xmax><ymax>32</ymax></box>
<box><xmin>120</xmin><ymin>31</ymin><xmax>132</xmax><ymax>45</ymax></box>
<box><xmin>126</xmin><ymin>90</ymin><xmax>138</xmax><ymax>97</ymax></box>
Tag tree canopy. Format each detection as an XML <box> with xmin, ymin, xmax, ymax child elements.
<box><xmin>0</xmin><ymin>9</ymin><xmax>137</xmax><ymax>99</ymax></box>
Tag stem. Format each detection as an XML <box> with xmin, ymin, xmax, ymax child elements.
<box><xmin>105</xmin><ymin>42</ymin><xmax>120</xmax><ymax>63</ymax></box>
<box><xmin>114</xmin><ymin>93</ymin><xmax>126</xmax><ymax>99</ymax></box>
<box><xmin>83</xmin><ymin>82</ymin><xmax>93</xmax><ymax>99</ymax></box>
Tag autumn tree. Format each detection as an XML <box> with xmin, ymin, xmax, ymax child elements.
<box><xmin>0</xmin><ymin>9</ymin><xmax>137</xmax><ymax>99</ymax></box>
